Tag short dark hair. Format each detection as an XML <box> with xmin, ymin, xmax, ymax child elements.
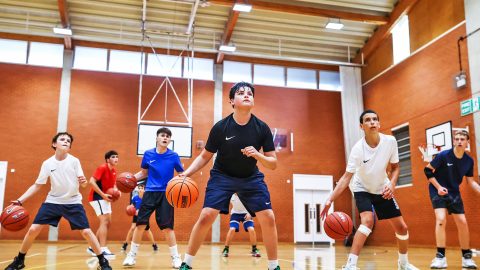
<box><xmin>229</xmin><ymin>82</ymin><xmax>255</xmax><ymax>100</ymax></box>
<box><xmin>51</xmin><ymin>132</ymin><xmax>73</xmax><ymax>150</ymax></box>
<box><xmin>359</xmin><ymin>109</ymin><xmax>379</xmax><ymax>124</ymax></box>
<box><xmin>156</xmin><ymin>127</ymin><xmax>172</xmax><ymax>137</ymax></box>
<box><xmin>104</xmin><ymin>150</ymin><xmax>118</xmax><ymax>160</ymax></box>
<box><xmin>454</xmin><ymin>130</ymin><xmax>470</xmax><ymax>140</ymax></box>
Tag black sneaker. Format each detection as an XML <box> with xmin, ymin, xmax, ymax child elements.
<box><xmin>222</xmin><ymin>247</ymin><xmax>229</xmax><ymax>257</ymax></box>
<box><xmin>271</xmin><ymin>266</ymin><xmax>280</xmax><ymax>270</ymax></box>
<box><xmin>5</xmin><ymin>257</ymin><xmax>25</xmax><ymax>270</ymax></box>
<box><xmin>121</xmin><ymin>242</ymin><xmax>128</xmax><ymax>251</ymax></box>
<box><xmin>152</xmin><ymin>243</ymin><xmax>158</xmax><ymax>251</ymax></box>
<box><xmin>179</xmin><ymin>262</ymin><xmax>192</xmax><ymax>269</ymax></box>
<box><xmin>97</xmin><ymin>257</ymin><xmax>112</xmax><ymax>270</ymax></box>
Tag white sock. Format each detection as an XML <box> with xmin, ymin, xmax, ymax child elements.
<box><xmin>399</xmin><ymin>252</ymin><xmax>408</xmax><ymax>264</ymax></box>
<box><xmin>130</xmin><ymin>242</ymin><xmax>140</xmax><ymax>255</ymax></box>
<box><xmin>268</xmin><ymin>260</ymin><xmax>279</xmax><ymax>270</ymax></box>
<box><xmin>184</xmin><ymin>253</ymin><xmax>194</xmax><ymax>266</ymax></box>
<box><xmin>347</xmin><ymin>254</ymin><xmax>358</xmax><ymax>266</ymax></box>
<box><xmin>169</xmin><ymin>245</ymin><xmax>179</xmax><ymax>257</ymax></box>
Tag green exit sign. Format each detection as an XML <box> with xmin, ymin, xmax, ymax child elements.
<box><xmin>461</xmin><ymin>97</ymin><xmax>480</xmax><ymax>116</ymax></box>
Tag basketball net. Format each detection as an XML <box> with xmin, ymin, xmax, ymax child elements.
<box><xmin>418</xmin><ymin>144</ymin><xmax>441</xmax><ymax>162</ymax></box>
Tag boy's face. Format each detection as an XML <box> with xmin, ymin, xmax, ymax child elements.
<box><xmin>230</xmin><ymin>86</ymin><xmax>254</xmax><ymax>109</ymax></box>
<box><xmin>52</xmin><ymin>135</ymin><xmax>72</xmax><ymax>152</ymax></box>
<box><xmin>360</xmin><ymin>113</ymin><xmax>380</xmax><ymax>133</ymax></box>
<box><xmin>107</xmin><ymin>155</ymin><xmax>119</xmax><ymax>166</ymax></box>
<box><xmin>156</xmin><ymin>132</ymin><xmax>171</xmax><ymax>148</ymax></box>
<box><xmin>453</xmin><ymin>134</ymin><xmax>468</xmax><ymax>150</ymax></box>
<box><xmin>138</xmin><ymin>185</ymin><xmax>145</xmax><ymax>197</ymax></box>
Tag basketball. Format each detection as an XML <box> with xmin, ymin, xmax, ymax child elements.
<box><xmin>106</xmin><ymin>188</ymin><xmax>121</xmax><ymax>202</ymax></box>
<box><xmin>116</xmin><ymin>172</ymin><xmax>137</xmax><ymax>193</ymax></box>
<box><xmin>125</xmin><ymin>205</ymin><xmax>136</xmax><ymax>216</ymax></box>
<box><xmin>324</xmin><ymin>211</ymin><xmax>353</xmax><ymax>240</ymax></box>
<box><xmin>165</xmin><ymin>176</ymin><xmax>199</xmax><ymax>208</ymax></box>
<box><xmin>0</xmin><ymin>205</ymin><xmax>30</xmax><ymax>232</ymax></box>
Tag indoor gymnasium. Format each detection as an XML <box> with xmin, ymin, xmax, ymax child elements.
<box><xmin>0</xmin><ymin>0</ymin><xmax>479</xmax><ymax>269</ymax></box>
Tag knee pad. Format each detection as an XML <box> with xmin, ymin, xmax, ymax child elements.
<box><xmin>395</xmin><ymin>232</ymin><xmax>409</xmax><ymax>240</ymax></box>
<box><xmin>358</xmin><ymin>224</ymin><xmax>372</xmax><ymax>237</ymax></box>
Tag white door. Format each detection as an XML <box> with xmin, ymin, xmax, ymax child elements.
<box><xmin>294</xmin><ymin>189</ymin><xmax>331</xmax><ymax>243</ymax></box>
<box><xmin>0</xmin><ymin>162</ymin><xmax>7</xmax><ymax>212</ymax></box>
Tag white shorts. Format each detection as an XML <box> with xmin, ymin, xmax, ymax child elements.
<box><xmin>89</xmin><ymin>200</ymin><xmax>112</xmax><ymax>216</ymax></box>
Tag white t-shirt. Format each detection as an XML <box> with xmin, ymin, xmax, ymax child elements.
<box><xmin>35</xmin><ymin>154</ymin><xmax>85</xmax><ymax>204</ymax></box>
<box><xmin>346</xmin><ymin>133</ymin><xmax>399</xmax><ymax>194</ymax></box>
<box><xmin>230</xmin><ymin>194</ymin><xmax>248</xmax><ymax>214</ymax></box>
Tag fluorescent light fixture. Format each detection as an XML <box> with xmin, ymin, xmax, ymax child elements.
<box><xmin>219</xmin><ymin>44</ymin><xmax>236</xmax><ymax>52</ymax></box>
<box><xmin>53</xmin><ymin>27</ymin><xmax>72</xmax><ymax>36</ymax></box>
<box><xmin>325</xmin><ymin>21</ymin><xmax>344</xmax><ymax>30</ymax></box>
<box><xmin>233</xmin><ymin>3</ymin><xmax>252</xmax><ymax>12</ymax></box>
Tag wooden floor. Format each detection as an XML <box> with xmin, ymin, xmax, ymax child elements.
<box><xmin>0</xmin><ymin>241</ymin><xmax>478</xmax><ymax>269</ymax></box>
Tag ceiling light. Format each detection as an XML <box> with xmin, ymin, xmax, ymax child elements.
<box><xmin>233</xmin><ymin>3</ymin><xmax>252</xmax><ymax>12</ymax></box>
<box><xmin>325</xmin><ymin>19</ymin><xmax>344</xmax><ymax>30</ymax></box>
<box><xmin>219</xmin><ymin>44</ymin><xmax>236</xmax><ymax>52</ymax></box>
<box><xmin>53</xmin><ymin>27</ymin><xmax>72</xmax><ymax>36</ymax></box>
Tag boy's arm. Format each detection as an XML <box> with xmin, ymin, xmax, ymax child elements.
<box><xmin>425</xmin><ymin>163</ymin><xmax>448</xmax><ymax>195</ymax></box>
<box><xmin>15</xmin><ymin>183</ymin><xmax>44</xmax><ymax>205</ymax></box>
<box><xmin>241</xmin><ymin>147</ymin><xmax>277</xmax><ymax>170</ymax></box>
<box><xmin>382</xmin><ymin>162</ymin><xmax>399</xmax><ymax>199</ymax></box>
<box><xmin>320</xmin><ymin>171</ymin><xmax>354</xmax><ymax>219</ymax></box>
<box><xmin>134</xmin><ymin>168</ymin><xmax>148</xmax><ymax>181</ymax></box>
<box><xmin>466</xmin><ymin>176</ymin><xmax>480</xmax><ymax>194</ymax></box>
<box><xmin>181</xmin><ymin>149</ymin><xmax>214</xmax><ymax>177</ymax></box>
<box><xmin>88</xmin><ymin>177</ymin><xmax>112</xmax><ymax>201</ymax></box>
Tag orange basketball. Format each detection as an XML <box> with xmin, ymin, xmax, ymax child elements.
<box><xmin>165</xmin><ymin>176</ymin><xmax>199</xmax><ymax>208</ymax></box>
<box><xmin>126</xmin><ymin>205</ymin><xmax>136</xmax><ymax>216</ymax></box>
<box><xmin>116</xmin><ymin>172</ymin><xmax>137</xmax><ymax>193</ymax></box>
<box><xmin>0</xmin><ymin>205</ymin><xmax>30</xmax><ymax>232</ymax></box>
<box><xmin>106</xmin><ymin>188</ymin><xmax>121</xmax><ymax>202</ymax></box>
<box><xmin>324</xmin><ymin>211</ymin><xmax>353</xmax><ymax>240</ymax></box>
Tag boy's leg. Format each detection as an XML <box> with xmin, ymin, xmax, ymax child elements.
<box><xmin>452</xmin><ymin>214</ymin><xmax>477</xmax><ymax>268</ymax></box>
<box><xmin>388</xmin><ymin>216</ymin><xmax>409</xmax><ymax>254</ymax></box>
<box><xmin>247</xmin><ymin>227</ymin><xmax>257</xmax><ymax>246</ymax></box>
<box><xmin>19</xmin><ymin>224</ymin><xmax>47</xmax><ymax>253</ymax></box>
<box><xmin>225</xmin><ymin>227</ymin><xmax>236</xmax><ymax>246</ymax></box>
<box><xmin>434</xmin><ymin>208</ymin><xmax>447</xmax><ymax>249</ymax></box>
<box><xmin>350</xmin><ymin>211</ymin><xmax>374</xmax><ymax>256</ymax></box>
<box><xmin>80</xmin><ymin>229</ymin><xmax>112</xmax><ymax>270</ymax></box>
<box><xmin>255</xmin><ymin>209</ymin><xmax>278</xmax><ymax>269</ymax></box>
<box><xmin>96</xmin><ymin>213</ymin><xmax>112</xmax><ymax>247</ymax></box>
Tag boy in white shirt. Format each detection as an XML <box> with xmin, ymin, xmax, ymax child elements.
<box><xmin>320</xmin><ymin>110</ymin><xmax>417</xmax><ymax>270</ymax></box>
<box><xmin>4</xmin><ymin>132</ymin><xmax>112</xmax><ymax>270</ymax></box>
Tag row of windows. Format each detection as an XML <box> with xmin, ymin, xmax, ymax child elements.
<box><xmin>0</xmin><ymin>39</ymin><xmax>341</xmax><ymax>91</ymax></box>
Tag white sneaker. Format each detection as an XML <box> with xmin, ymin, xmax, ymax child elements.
<box><xmin>86</xmin><ymin>247</ymin><xmax>96</xmax><ymax>257</ymax></box>
<box><xmin>398</xmin><ymin>261</ymin><xmax>419</xmax><ymax>270</ymax></box>
<box><xmin>171</xmin><ymin>255</ymin><xmax>182</xmax><ymax>269</ymax></box>
<box><xmin>101</xmin><ymin>247</ymin><xmax>114</xmax><ymax>256</ymax></box>
<box><xmin>430</xmin><ymin>256</ymin><xmax>447</xmax><ymax>269</ymax></box>
<box><xmin>462</xmin><ymin>254</ymin><xmax>478</xmax><ymax>269</ymax></box>
<box><xmin>122</xmin><ymin>252</ymin><xmax>136</xmax><ymax>266</ymax></box>
<box><xmin>341</xmin><ymin>265</ymin><xmax>359</xmax><ymax>270</ymax></box>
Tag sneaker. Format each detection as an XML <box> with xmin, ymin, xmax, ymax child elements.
<box><xmin>179</xmin><ymin>262</ymin><xmax>192</xmax><ymax>270</ymax></box>
<box><xmin>87</xmin><ymin>247</ymin><xmax>97</xmax><ymax>257</ymax></box>
<box><xmin>172</xmin><ymin>255</ymin><xmax>182</xmax><ymax>269</ymax></box>
<box><xmin>430</xmin><ymin>253</ymin><xmax>447</xmax><ymax>269</ymax></box>
<box><xmin>101</xmin><ymin>248</ymin><xmax>114</xmax><ymax>256</ymax></box>
<box><xmin>122</xmin><ymin>252</ymin><xmax>136</xmax><ymax>266</ymax></box>
<box><xmin>121</xmin><ymin>242</ymin><xmax>128</xmax><ymax>251</ymax></box>
<box><xmin>152</xmin><ymin>243</ymin><xmax>158</xmax><ymax>251</ymax></box>
<box><xmin>341</xmin><ymin>265</ymin><xmax>359</xmax><ymax>270</ymax></box>
<box><xmin>462</xmin><ymin>253</ymin><xmax>478</xmax><ymax>269</ymax></box>
<box><xmin>251</xmin><ymin>248</ymin><xmax>261</xmax><ymax>257</ymax></box>
<box><xmin>222</xmin><ymin>247</ymin><xmax>229</xmax><ymax>257</ymax></box>
<box><xmin>5</xmin><ymin>257</ymin><xmax>25</xmax><ymax>270</ymax></box>
<box><xmin>271</xmin><ymin>267</ymin><xmax>281</xmax><ymax>270</ymax></box>
<box><xmin>97</xmin><ymin>257</ymin><xmax>112</xmax><ymax>270</ymax></box>
<box><xmin>398</xmin><ymin>261</ymin><xmax>419</xmax><ymax>270</ymax></box>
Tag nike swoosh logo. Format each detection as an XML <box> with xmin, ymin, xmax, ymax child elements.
<box><xmin>265</xmin><ymin>202</ymin><xmax>271</xmax><ymax>205</ymax></box>
<box><xmin>447</xmin><ymin>163</ymin><xmax>453</xmax><ymax>166</ymax></box>
<box><xmin>149</xmin><ymin>160</ymin><xmax>156</xmax><ymax>164</ymax></box>
<box><xmin>363</xmin><ymin>160</ymin><xmax>370</xmax><ymax>163</ymax></box>
<box><xmin>50</xmin><ymin>169</ymin><xmax>56</xmax><ymax>172</ymax></box>
<box><xmin>226</xmin><ymin>136</ymin><xmax>235</xmax><ymax>141</ymax></box>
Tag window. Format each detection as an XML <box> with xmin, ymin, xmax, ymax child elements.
<box><xmin>392</xmin><ymin>124</ymin><xmax>412</xmax><ymax>186</ymax></box>
<box><xmin>319</xmin><ymin>71</ymin><xmax>341</xmax><ymax>91</ymax></box>
<box><xmin>28</xmin><ymin>42</ymin><xmax>64</xmax><ymax>67</ymax></box>
<box><xmin>109</xmin><ymin>50</ymin><xmax>143</xmax><ymax>74</ymax></box>
<box><xmin>224</xmin><ymin>61</ymin><xmax>252</xmax><ymax>83</ymax></box>
<box><xmin>392</xmin><ymin>15</ymin><xmax>410</xmax><ymax>64</ymax></box>
<box><xmin>147</xmin><ymin>53</ymin><xmax>182</xmax><ymax>77</ymax></box>
<box><xmin>287</xmin><ymin>68</ymin><xmax>317</xmax><ymax>89</ymax></box>
<box><xmin>73</xmin><ymin>46</ymin><xmax>108</xmax><ymax>71</ymax></box>
<box><xmin>183</xmin><ymin>57</ymin><xmax>213</xmax><ymax>80</ymax></box>
<box><xmin>0</xmin><ymin>39</ymin><xmax>27</xmax><ymax>64</ymax></box>
<box><xmin>254</xmin><ymin>64</ymin><xmax>285</xmax><ymax>86</ymax></box>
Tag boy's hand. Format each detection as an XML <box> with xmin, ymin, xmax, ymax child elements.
<box><xmin>320</xmin><ymin>200</ymin><xmax>332</xmax><ymax>220</ymax></box>
<box><xmin>78</xmin><ymin>176</ymin><xmax>87</xmax><ymax>185</ymax></box>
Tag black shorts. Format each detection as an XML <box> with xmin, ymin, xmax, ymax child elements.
<box><xmin>137</xmin><ymin>191</ymin><xmax>173</xmax><ymax>230</ymax></box>
<box><xmin>33</xmin><ymin>203</ymin><xmax>90</xmax><ymax>230</ymax></box>
<box><xmin>132</xmin><ymin>215</ymin><xmax>150</xmax><ymax>230</ymax></box>
<box><xmin>430</xmin><ymin>194</ymin><xmax>465</xmax><ymax>214</ymax></box>
<box><xmin>354</xmin><ymin>192</ymin><xmax>402</xmax><ymax>220</ymax></box>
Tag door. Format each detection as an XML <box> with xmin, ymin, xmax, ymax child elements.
<box><xmin>294</xmin><ymin>189</ymin><xmax>331</xmax><ymax>243</ymax></box>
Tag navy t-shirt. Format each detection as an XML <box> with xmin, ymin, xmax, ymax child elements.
<box><xmin>141</xmin><ymin>148</ymin><xmax>184</xmax><ymax>192</ymax></box>
<box><xmin>205</xmin><ymin>113</ymin><xmax>275</xmax><ymax>178</ymax></box>
<box><xmin>430</xmin><ymin>149</ymin><xmax>474</xmax><ymax>196</ymax></box>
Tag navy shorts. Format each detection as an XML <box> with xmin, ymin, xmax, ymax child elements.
<box><xmin>33</xmin><ymin>203</ymin><xmax>90</xmax><ymax>230</ymax></box>
<box><xmin>137</xmin><ymin>191</ymin><xmax>174</xmax><ymax>230</ymax></box>
<box><xmin>132</xmin><ymin>216</ymin><xmax>150</xmax><ymax>230</ymax></box>
<box><xmin>203</xmin><ymin>169</ymin><xmax>272</xmax><ymax>217</ymax></box>
<box><xmin>230</xmin><ymin>213</ymin><xmax>254</xmax><ymax>232</ymax></box>
<box><xmin>430</xmin><ymin>193</ymin><xmax>465</xmax><ymax>214</ymax></box>
<box><xmin>354</xmin><ymin>192</ymin><xmax>402</xmax><ymax>220</ymax></box>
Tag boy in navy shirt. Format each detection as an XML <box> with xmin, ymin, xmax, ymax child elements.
<box><xmin>425</xmin><ymin>130</ymin><xmax>480</xmax><ymax>269</ymax></box>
